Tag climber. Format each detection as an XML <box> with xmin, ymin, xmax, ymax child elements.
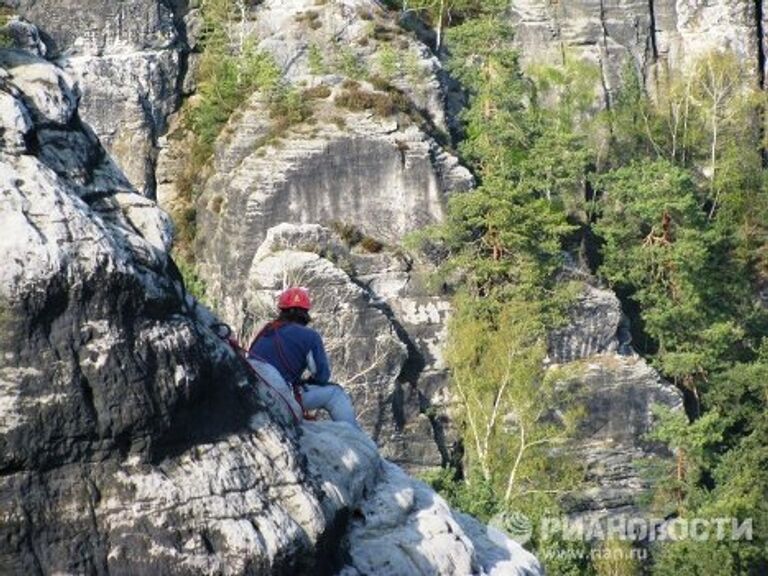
<box><xmin>247</xmin><ymin>287</ymin><xmax>360</xmax><ymax>427</ymax></box>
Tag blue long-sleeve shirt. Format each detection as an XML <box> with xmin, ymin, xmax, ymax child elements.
<box><xmin>247</xmin><ymin>322</ymin><xmax>331</xmax><ymax>386</ymax></box>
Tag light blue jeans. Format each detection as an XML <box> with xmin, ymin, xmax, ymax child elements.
<box><xmin>248</xmin><ymin>359</ymin><xmax>359</xmax><ymax>427</ymax></box>
<box><xmin>302</xmin><ymin>383</ymin><xmax>359</xmax><ymax>427</ymax></box>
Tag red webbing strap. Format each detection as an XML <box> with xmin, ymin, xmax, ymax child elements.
<box><xmin>223</xmin><ymin>332</ymin><xmax>301</xmax><ymax>425</ymax></box>
<box><xmin>249</xmin><ymin>321</ymin><xmax>309</xmax><ymax>416</ymax></box>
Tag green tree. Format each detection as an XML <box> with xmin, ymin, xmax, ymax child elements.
<box><xmin>447</xmin><ymin>296</ymin><xmax>582</xmax><ymax>509</ymax></box>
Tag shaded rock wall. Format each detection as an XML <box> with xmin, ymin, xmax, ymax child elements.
<box><xmin>547</xmin><ymin>280</ymin><xmax>683</xmax><ymax>521</ymax></box>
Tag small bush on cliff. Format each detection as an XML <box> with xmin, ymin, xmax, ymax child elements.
<box><xmin>334</xmin><ymin>80</ymin><xmax>413</xmax><ymax>120</ymax></box>
<box><xmin>331</xmin><ymin>221</ymin><xmax>364</xmax><ymax>246</ymax></box>
<box><xmin>307</xmin><ymin>43</ymin><xmax>328</xmax><ymax>75</ymax></box>
<box><xmin>301</xmin><ymin>84</ymin><xmax>332</xmax><ymax>100</ymax></box>
<box><xmin>175</xmin><ymin>256</ymin><xmax>208</xmax><ymax>303</ymax></box>
<box><xmin>174</xmin><ymin>0</ymin><xmax>317</xmax><ymax>258</ymax></box>
<box><xmin>0</xmin><ymin>6</ymin><xmax>15</xmax><ymax>47</ymax></box>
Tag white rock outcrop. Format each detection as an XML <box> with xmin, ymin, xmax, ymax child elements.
<box><xmin>13</xmin><ymin>0</ymin><xmax>192</xmax><ymax>197</ymax></box>
<box><xmin>0</xmin><ymin>47</ymin><xmax>541</xmax><ymax>576</ymax></box>
<box><xmin>510</xmin><ymin>0</ymin><xmax>763</xmax><ymax>105</ymax></box>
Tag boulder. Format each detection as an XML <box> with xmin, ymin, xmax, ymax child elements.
<box><xmin>548</xmin><ymin>282</ymin><xmax>627</xmax><ymax>363</ymax></box>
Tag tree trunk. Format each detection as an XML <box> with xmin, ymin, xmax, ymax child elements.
<box><xmin>435</xmin><ymin>0</ymin><xmax>445</xmax><ymax>53</ymax></box>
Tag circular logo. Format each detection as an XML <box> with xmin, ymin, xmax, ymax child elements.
<box><xmin>489</xmin><ymin>511</ymin><xmax>533</xmax><ymax>545</ymax></box>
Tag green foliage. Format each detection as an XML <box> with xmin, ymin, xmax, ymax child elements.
<box><xmin>269</xmin><ymin>88</ymin><xmax>312</xmax><ymax>131</ymax></box>
<box><xmin>0</xmin><ymin>6</ymin><xmax>15</xmax><ymax>48</ymax></box>
<box><xmin>412</xmin><ymin>18</ymin><xmax>589</xmax><ymax>576</ymax></box>
<box><xmin>446</xmin><ymin>293</ymin><xmax>583</xmax><ymax>517</ymax></box>
<box><xmin>591</xmin><ymin>154</ymin><xmax>768</xmax><ymax>409</ymax></box>
<box><xmin>536</xmin><ymin>530</ymin><xmax>596</xmax><ymax>576</ymax></box>
<box><xmin>307</xmin><ymin>43</ymin><xmax>327</xmax><ymax>75</ymax></box>
<box><xmin>590</xmin><ymin>52</ymin><xmax>768</xmax><ymax>574</ymax></box>
<box><xmin>174</xmin><ymin>253</ymin><xmax>208</xmax><ymax>303</ymax></box>
<box><xmin>423</xmin><ymin>17</ymin><xmax>588</xmax><ymax>298</ymax></box>
<box><xmin>189</xmin><ymin>43</ymin><xmax>281</xmax><ymax>157</ymax></box>
<box><xmin>337</xmin><ymin>46</ymin><xmax>367</xmax><ymax>80</ymax></box>
<box><xmin>645</xmin><ymin>406</ymin><xmax>725</xmax><ymax>514</ymax></box>
<box><xmin>0</xmin><ymin>30</ymin><xmax>12</xmax><ymax>49</ymax></box>
<box><xmin>592</xmin><ymin>539</ymin><xmax>642</xmax><ymax>576</ymax></box>
<box><xmin>419</xmin><ymin>5</ymin><xmax>768</xmax><ymax>571</ymax></box>
<box><xmin>375</xmin><ymin>44</ymin><xmax>399</xmax><ymax>79</ymax></box>
<box><xmin>420</xmin><ymin>467</ymin><xmax>501</xmax><ymax>521</ymax></box>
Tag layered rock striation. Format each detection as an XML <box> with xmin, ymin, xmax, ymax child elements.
<box><xmin>547</xmin><ymin>280</ymin><xmax>683</xmax><ymax>521</ymax></box>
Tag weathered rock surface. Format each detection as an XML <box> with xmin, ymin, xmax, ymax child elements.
<box><xmin>251</xmin><ymin>0</ymin><xmax>452</xmax><ymax>132</ymax></box>
<box><xmin>510</xmin><ymin>0</ymin><xmax>764</xmax><ymax>105</ymax></box>
<box><xmin>548</xmin><ymin>281</ymin><xmax>629</xmax><ymax>363</ymax></box>
<box><xmin>154</xmin><ymin>0</ymin><xmax>472</xmax><ymax>472</ymax></box>
<box><xmin>0</xmin><ymin>50</ymin><xmax>541</xmax><ymax>576</ymax></box>
<box><xmin>235</xmin><ymin>223</ymin><xmax>456</xmax><ymax>473</ymax></box>
<box><xmin>306</xmin><ymin>423</ymin><xmax>542</xmax><ymax>576</ymax></box>
<box><xmin>193</xmin><ymin>108</ymin><xmax>470</xmax><ymax>315</ymax></box>
<box><xmin>560</xmin><ymin>355</ymin><xmax>683</xmax><ymax>521</ymax></box>
<box><xmin>547</xmin><ymin>282</ymin><xmax>683</xmax><ymax>521</ymax></box>
<box><xmin>11</xmin><ymin>0</ymin><xmax>194</xmax><ymax>197</ymax></box>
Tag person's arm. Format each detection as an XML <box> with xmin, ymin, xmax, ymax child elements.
<box><xmin>305</xmin><ymin>332</ymin><xmax>331</xmax><ymax>384</ymax></box>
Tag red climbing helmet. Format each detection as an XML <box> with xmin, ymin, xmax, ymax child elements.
<box><xmin>277</xmin><ymin>287</ymin><xmax>312</xmax><ymax>311</ymax></box>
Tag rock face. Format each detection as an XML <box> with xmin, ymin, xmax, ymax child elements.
<box><xmin>194</xmin><ymin>114</ymin><xmax>469</xmax><ymax>311</ymax></box>
<box><xmin>155</xmin><ymin>0</ymin><xmax>472</xmax><ymax>471</ymax></box>
<box><xmin>547</xmin><ymin>281</ymin><xmax>683</xmax><ymax>521</ymax></box>
<box><xmin>233</xmin><ymin>223</ymin><xmax>456</xmax><ymax>473</ymax></box>
<box><xmin>510</xmin><ymin>0</ymin><xmax>765</xmax><ymax>104</ymax></box>
<box><xmin>0</xmin><ymin>49</ymin><xmax>541</xmax><ymax>575</ymax></box>
<box><xmin>563</xmin><ymin>357</ymin><xmax>684</xmax><ymax>521</ymax></box>
<box><xmin>548</xmin><ymin>282</ymin><xmax>627</xmax><ymax>364</ymax></box>
<box><xmin>11</xmin><ymin>0</ymin><xmax>193</xmax><ymax>197</ymax></box>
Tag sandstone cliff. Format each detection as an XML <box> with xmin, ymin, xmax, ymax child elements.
<box><xmin>154</xmin><ymin>0</ymin><xmax>684</xmax><ymax>517</ymax></box>
<box><xmin>156</xmin><ymin>0</ymin><xmax>472</xmax><ymax>471</ymax></box>
<box><xmin>0</xmin><ymin>48</ymin><xmax>542</xmax><ymax>575</ymax></box>
<box><xmin>511</xmin><ymin>0</ymin><xmax>765</xmax><ymax>105</ymax></box>
<box><xmin>3</xmin><ymin>0</ymin><xmax>695</xmax><ymax>537</ymax></box>
<box><xmin>10</xmin><ymin>0</ymin><xmax>193</xmax><ymax>197</ymax></box>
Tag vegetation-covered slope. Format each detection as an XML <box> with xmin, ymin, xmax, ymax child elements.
<box><xmin>408</xmin><ymin>2</ymin><xmax>768</xmax><ymax>573</ymax></box>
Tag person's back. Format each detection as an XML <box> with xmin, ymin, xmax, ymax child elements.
<box><xmin>249</xmin><ymin>321</ymin><xmax>329</xmax><ymax>386</ymax></box>
<box><xmin>247</xmin><ymin>287</ymin><xmax>359</xmax><ymax>428</ymax></box>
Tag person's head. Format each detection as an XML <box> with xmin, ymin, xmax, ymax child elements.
<box><xmin>277</xmin><ymin>287</ymin><xmax>311</xmax><ymax>325</ymax></box>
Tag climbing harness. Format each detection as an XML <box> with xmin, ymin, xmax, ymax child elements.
<box><xmin>212</xmin><ymin>321</ymin><xmax>303</xmax><ymax>425</ymax></box>
<box><xmin>248</xmin><ymin>321</ymin><xmax>317</xmax><ymax>420</ymax></box>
